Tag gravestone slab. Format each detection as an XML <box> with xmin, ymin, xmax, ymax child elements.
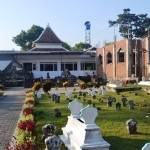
<box><xmin>45</xmin><ymin>135</ymin><xmax>62</xmax><ymax>150</ymax></box>
<box><xmin>60</xmin><ymin>100</ymin><xmax>110</xmax><ymax>150</ymax></box>
<box><xmin>80</xmin><ymin>105</ymin><xmax>97</xmax><ymax>125</ymax></box>
<box><xmin>68</xmin><ymin>100</ymin><xmax>83</xmax><ymax>118</ymax></box>
<box><xmin>142</xmin><ymin>143</ymin><xmax>150</xmax><ymax>150</ymax></box>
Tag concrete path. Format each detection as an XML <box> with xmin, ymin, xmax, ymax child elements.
<box><xmin>0</xmin><ymin>87</ymin><xmax>25</xmax><ymax>150</ymax></box>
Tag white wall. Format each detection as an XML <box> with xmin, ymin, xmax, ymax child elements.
<box><xmin>33</xmin><ymin>70</ymin><xmax>96</xmax><ymax>79</ymax></box>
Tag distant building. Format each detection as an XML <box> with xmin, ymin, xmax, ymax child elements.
<box><xmin>96</xmin><ymin>38</ymin><xmax>148</xmax><ymax>81</ymax></box>
<box><xmin>0</xmin><ymin>25</ymin><xmax>96</xmax><ymax>79</ymax></box>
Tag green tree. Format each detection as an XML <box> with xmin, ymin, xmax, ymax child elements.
<box><xmin>72</xmin><ymin>42</ymin><xmax>91</xmax><ymax>51</ymax></box>
<box><xmin>109</xmin><ymin>8</ymin><xmax>150</xmax><ymax>38</ymax></box>
<box><xmin>62</xmin><ymin>42</ymin><xmax>71</xmax><ymax>50</ymax></box>
<box><xmin>12</xmin><ymin>25</ymin><xmax>44</xmax><ymax>51</ymax></box>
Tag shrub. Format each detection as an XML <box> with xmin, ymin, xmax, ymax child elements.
<box><xmin>16</xmin><ymin>141</ymin><xmax>36</xmax><ymax>150</ymax></box>
<box><xmin>23</xmin><ymin>108</ymin><xmax>33</xmax><ymax>116</ymax></box>
<box><xmin>18</xmin><ymin>120</ymin><xmax>35</xmax><ymax>133</ymax></box>
<box><xmin>93</xmin><ymin>95</ymin><xmax>96</xmax><ymax>99</ymax></box>
<box><xmin>63</xmin><ymin>81</ymin><xmax>69</xmax><ymax>88</ymax></box>
<box><xmin>77</xmin><ymin>80</ymin><xmax>86</xmax><ymax>89</ymax></box>
<box><xmin>74</xmin><ymin>95</ymin><xmax>77</xmax><ymax>98</ymax></box>
<box><xmin>97</xmin><ymin>107</ymin><xmax>101</xmax><ymax>111</ymax></box>
<box><xmin>43</xmin><ymin>81</ymin><xmax>51</xmax><ymax>92</ymax></box>
<box><xmin>87</xmin><ymin>100</ymin><xmax>92</xmax><ymax>105</ymax></box>
<box><xmin>32</xmin><ymin>82</ymin><xmax>41</xmax><ymax>91</ymax></box>
<box><xmin>78</xmin><ymin>75</ymin><xmax>91</xmax><ymax>83</ymax></box>
<box><xmin>83</xmin><ymin>92</ymin><xmax>86</xmax><ymax>97</ymax></box>
<box><xmin>0</xmin><ymin>91</ymin><xmax>4</xmax><ymax>96</ymax></box>
<box><xmin>0</xmin><ymin>84</ymin><xmax>5</xmax><ymax>90</ymax></box>
<box><xmin>115</xmin><ymin>86</ymin><xmax>141</xmax><ymax>93</ymax></box>
<box><xmin>87</xmin><ymin>82</ymin><xmax>93</xmax><ymax>88</ymax></box>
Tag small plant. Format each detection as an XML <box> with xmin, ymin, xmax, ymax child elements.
<box><xmin>23</xmin><ymin>108</ymin><xmax>33</xmax><ymax>116</ymax></box>
<box><xmin>74</xmin><ymin>95</ymin><xmax>77</xmax><ymax>98</ymax></box>
<box><xmin>32</xmin><ymin>82</ymin><xmax>41</xmax><ymax>91</ymax></box>
<box><xmin>93</xmin><ymin>95</ymin><xmax>96</xmax><ymax>99</ymax></box>
<box><xmin>69</xmin><ymin>99</ymin><xmax>72</xmax><ymax>102</ymax></box>
<box><xmin>0</xmin><ymin>84</ymin><xmax>5</xmax><ymax>90</ymax></box>
<box><xmin>135</xmin><ymin>92</ymin><xmax>138</xmax><ymax>96</ymax></box>
<box><xmin>63</xmin><ymin>81</ymin><xmax>69</xmax><ymax>88</ymax></box>
<box><xmin>92</xmin><ymin>103</ymin><xmax>96</xmax><ymax>107</ymax></box>
<box><xmin>87</xmin><ymin>100</ymin><xmax>92</xmax><ymax>105</ymax></box>
<box><xmin>83</xmin><ymin>99</ymin><xmax>86</xmax><ymax>103</ymax></box>
<box><xmin>66</xmin><ymin>97</ymin><xmax>69</xmax><ymax>101</ymax></box>
<box><xmin>83</xmin><ymin>92</ymin><xmax>86</xmax><ymax>97</ymax></box>
<box><xmin>97</xmin><ymin>107</ymin><xmax>101</xmax><ymax>111</ymax></box>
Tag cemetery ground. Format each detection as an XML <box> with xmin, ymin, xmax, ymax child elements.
<box><xmin>34</xmin><ymin>88</ymin><xmax>150</xmax><ymax>150</ymax></box>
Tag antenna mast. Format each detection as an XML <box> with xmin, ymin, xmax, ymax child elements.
<box><xmin>84</xmin><ymin>21</ymin><xmax>91</xmax><ymax>45</ymax></box>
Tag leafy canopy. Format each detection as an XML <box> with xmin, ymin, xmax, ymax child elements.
<box><xmin>109</xmin><ymin>8</ymin><xmax>150</xmax><ymax>38</ymax></box>
<box><xmin>12</xmin><ymin>25</ymin><xmax>44</xmax><ymax>51</ymax></box>
<box><xmin>13</xmin><ymin>25</ymin><xmax>91</xmax><ymax>51</ymax></box>
<box><xmin>72</xmin><ymin>42</ymin><xmax>91</xmax><ymax>51</ymax></box>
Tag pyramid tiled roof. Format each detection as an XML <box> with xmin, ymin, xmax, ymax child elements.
<box><xmin>34</xmin><ymin>25</ymin><xmax>62</xmax><ymax>43</ymax></box>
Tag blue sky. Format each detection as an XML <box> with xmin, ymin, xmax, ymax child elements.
<box><xmin>0</xmin><ymin>0</ymin><xmax>150</xmax><ymax>50</ymax></box>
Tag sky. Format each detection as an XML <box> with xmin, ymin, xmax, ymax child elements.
<box><xmin>0</xmin><ymin>0</ymin><xmax>150</xmax><ymax>50</ymax></box>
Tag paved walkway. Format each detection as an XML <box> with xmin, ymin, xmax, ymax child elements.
<box><xmin>0</xmin><ymin>87</ymin><xmax>25</xmax><ymax>150</ymax></box>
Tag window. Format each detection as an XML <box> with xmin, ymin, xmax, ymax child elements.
<box><xmin>107</xmin><ymin>52</ymin><xmax>112</xmax><ymax>64</ymax></box>
<box><xmin>99</xmin><ymin>54</ymin><xmax>102</xmax><ymax>64</ymax></box>
<box><xmin>40</xmin><ymin>63</ymin><xmax>57</xmax><ymax>71</ymax></box>
<box><xmin>61</xmin><ymin>62</ymin><xmax>77</xmax><ymax>71</ymax></box>
<box><xmin>118</xmin><ymin>48</ymin><xmax>125</xmax><ymax>62</ymax></box>
<box><xmin>81</xmin><ymin>62</ymin><xmax>96</xmax><ymax>70</ymax></box>
<box><xmin>23</xmin><ymin>63</ymin><xmax>32</xmax><ymax>71</ymax></box>
<box><xmin>33</xmin><ymin>64</ymin><xmax>36</xmax><ymax>70</ymax></box>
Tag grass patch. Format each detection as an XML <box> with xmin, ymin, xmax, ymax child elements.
<box><xmin>34</xmin><ymin>90</ymin><xmax>150</xmax><ymax>150</ymax></box>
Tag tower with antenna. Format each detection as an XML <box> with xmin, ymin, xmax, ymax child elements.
<box><xmin>84</xmin><ymin>21</ymin><xmax>91</xmax><ymax>45</ymax></box>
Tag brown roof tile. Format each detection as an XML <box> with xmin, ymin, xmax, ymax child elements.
<box><xmin>34</xmin><ymin>25</ymin><xmax>62</xmax><ymax>43</ymax></box>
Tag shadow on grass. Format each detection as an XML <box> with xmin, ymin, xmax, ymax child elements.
<box><xmin>105</xmin><ymin>136</ymin><xmax>150</xmax><ymax>150</ymax></box>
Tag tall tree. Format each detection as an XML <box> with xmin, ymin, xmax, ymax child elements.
<box><xmin>109</xmin><ymin>8</ymin><xmax>150</xmax><ymax>38</ymax></box>
<box><xmin>13</xmin><ymin>25</ymin><xmax>44</xmax><ymax>51</ymax></box>
<box><xmin>72</xmin><ymin>42</ymin><xmax>91</xmax><ymax>51</ymax></box>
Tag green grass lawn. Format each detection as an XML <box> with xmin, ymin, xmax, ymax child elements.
<box><xmin>34</xmin><ymin>89</ymin><xmax>150</xmax><ymax>150</ymax></box>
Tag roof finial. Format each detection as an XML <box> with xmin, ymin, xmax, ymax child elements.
<box><xmin>47</xmin><ymin>23</ymin><xmax>50</xmax><ymax>27</ymax></box>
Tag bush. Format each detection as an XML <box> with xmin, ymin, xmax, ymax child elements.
<box><xmin>32</xmin><ymin>82</ymin><xmax>41</xmax><ymax>91</ymax></box>
<box><xmin>78</xmin><ymin>75</ymin><xmax>91</xmax><ymax>83</ymax></box>
<box><xmin>43</xmin><ymin>81</ymin><xmax>51</xmax><ymax>92</ymax></box>
<box><xmin>87</xmin><ymin>82</ymin><xmax>93</xmax><ymax>88</ymax></box>
<box><xmin>0</xmin><ymin>84</ymin><xmax>5</xmax><ymax>90</ymax></box>
<box><xmin>116</xmin><ymin>86</ymin><xmax>141</xmax><ymax>93</ymax></box>
<box><xmin>23</xmin><ymin>108</ymin><xmax>33</xmax><ymax>116</ymax></box>
<box><xmin>63</xmin><ymin>81</ymin><xmax>69</xmax><ymax>88</ymax></box>
<box><xmin>0</xmin><ymin>91</ymin><xmax>4</xmax><ymax>96</ymax></box>
<box><xmin>77</xmin><ymin>80</ymin><xmax>86</xmax><ymax>89</ymax></box>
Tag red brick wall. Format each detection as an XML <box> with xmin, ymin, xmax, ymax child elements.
<box><xmin>97</xmin><ymin>39</ymin><xmax>127</xmax><ymax>80</ymax></box>
<box><xmin>115</xmin><ymin>40</ymin><xmax>127</xmax><ymax>79</ymax></box>
<box><xmin>142</xmin><ymin>37</ymin><xmax>148</xmax><ymax>77</ymax></box>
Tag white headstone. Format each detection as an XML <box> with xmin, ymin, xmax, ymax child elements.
<box><xmin>101</xmin><ymin>86</ymin><xmax>106</xmax><ymax>95</ymax></box>
<box><xmin>91</xmin><ymin>87</ymin><xmax>96</xmax><ymax>96</ymax></box>
<box><xmin>45</xmin><ymin>135</ymin><xmax>62</xmax><ymax>150</ymax></box>
<box><xmin>66</xmin><ymin>90</ymin><xmax>72</xmax><ymax>98</ymax></box>
<box><xmin>80</xmin><ymin>105</ymin><xmax>98</xmax><ymax>124</ymax></box>
<box><xmin>37</xmin><ymin>88</ymin><xmax>44</xmax><ymax>99</ymax></box>
<box><xmin>68</xmin><ymin>100</ymin><xmax>83</xmax><ymax>118</ymax></box>
<box><xmin>142</xmin><ymin>143</ymin><xmax>150</xmax><ymax>150</ymax></box>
